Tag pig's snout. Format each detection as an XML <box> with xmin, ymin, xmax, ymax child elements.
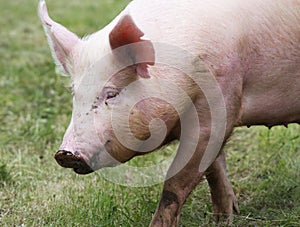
<box><xmin>54</xmin><ymin>150</ymin><xmax>94</xmax><ymax>175</ymax></box>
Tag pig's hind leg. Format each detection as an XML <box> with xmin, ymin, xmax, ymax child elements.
<box><xmin>205</xmin><ymin>149</ymin><xmax>239</xmax><ymax>223</ymax></box>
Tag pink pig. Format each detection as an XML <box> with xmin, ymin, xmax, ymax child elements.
<box><xmin>39</xmin><ymin>0</ymin><xmax>300</xmax><ymax>226</ymax></box>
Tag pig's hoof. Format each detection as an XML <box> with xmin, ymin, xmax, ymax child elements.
<box><xmin>149</xmin><ymin>217</ymin><xmax>178</xmax><ymax>227</ymax></box>
<box><xmin>149</xmin><ymin>205</ymin><xmax>179</xmax><ymax>227</ymax></box>
<box><xmin>213</xmin><ymin>193</ymin><xmax>239</xmax><ymax>224</ymax></box>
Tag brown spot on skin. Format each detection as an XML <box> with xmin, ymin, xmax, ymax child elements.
<box><xmin>161</xmin><ymin>190</ymin><xmax>179</xmax><ymax>207</ymax></box>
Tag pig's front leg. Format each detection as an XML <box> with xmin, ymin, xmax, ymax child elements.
<box><xmin>149</xmin><ymin>150</ymin><xmax>205</xmax><ymax>227</ymax></box>
<box><xmin>149</xmin><ymin>97</ymin><xmax>240</xmax><ymax>226</ymax></box>
<box><xmin>150</xmin><ymin>119</ymin><xmax>226</xmax><ymax>226</ymax></box>
<box><xmin>205</xmin><ymin>150</ymin><xmax>239</xmax><ymax>223</ymax></box>
<box><xmin>149</xmin><ymin>142</ymin><xmax>236</xmax><ymax>226</ymax></box>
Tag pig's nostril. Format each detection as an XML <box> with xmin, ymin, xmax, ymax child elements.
<box><xmin>55</xmin><ymin>150</ymin><xmax>73</xmax><ymax>166</ymax></box>
<box><xmin>54</xmin><ymin>150</ymin><xmax>93</xmax><ymax>175</ymax></box>
<box><xmin>54</xmin><ymin>150</ymin><xmax>80</xmax><ymax>166</ymax></box>
<box><xmin>57</xmin><ymin>150</ymin><xmax>73</xmax><ymax>156</ymax></box>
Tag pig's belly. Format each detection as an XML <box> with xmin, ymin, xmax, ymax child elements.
<box><xmin>239</xmin><ymin>74</ymin><xmax>300</xmax><ymax>127</ymax></box>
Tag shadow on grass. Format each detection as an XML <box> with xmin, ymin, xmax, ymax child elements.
<box><xmin>0</xmin><ymin>164</ymin><xmax>12</xmax><ymax>187</ymax></box>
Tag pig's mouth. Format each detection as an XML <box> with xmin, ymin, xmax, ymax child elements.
<box><xmin>54</xmin><ymin>150</ymin><xmax>94</xmax><ymax>175</ymax></box>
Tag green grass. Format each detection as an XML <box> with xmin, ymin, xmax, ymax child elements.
<box><xmin>0</xmin><ymin>0</ymin><xmax>299</xmax><ymax>226</ymax></box>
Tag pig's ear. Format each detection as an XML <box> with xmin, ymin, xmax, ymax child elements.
<box><xmin>109</xmin><ymin>15</ymin><xmax>155</xmax><ymax>78</ymax></box>
<box><xmin>38</xmin><ymin>0</ymin><xmax>80</xmax><ymax>75</ymax></box>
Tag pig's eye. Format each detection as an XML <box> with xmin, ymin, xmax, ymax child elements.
<box><xmin>103</xmin><ymin>87</ymin><xmax>120</xmax><ymax>104</ymax></box>
<box><xmin>106</xmin><ymin>91</ymin><xmax>119</xmax><ymax>100</ymax></box>
<box><xmin>102</xmin><ymin>87</ymin><xmax>120</xmax><ymax>105</ymax></box>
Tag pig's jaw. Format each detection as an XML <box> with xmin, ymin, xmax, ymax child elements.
<box><xmin>87</xmin><ymin>151</ymin><xmax>120</xmax><ymax>171</ymax></box>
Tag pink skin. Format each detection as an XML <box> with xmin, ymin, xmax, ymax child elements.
<box><xmin>39</xmin><ymin>0</ymin><xmax>300</xmax><ymax>226</ymax></box>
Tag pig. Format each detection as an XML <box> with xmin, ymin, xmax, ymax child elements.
<box><xmin>38</xmin><ymin>0</ymin><xmax>300</xmax><ymax>226</ymax></box>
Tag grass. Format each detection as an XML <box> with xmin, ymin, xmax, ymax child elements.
<box><xmin>0</xmin><ymin>0</ymin><xmax>299</xmax><ymax>226</ymax></box>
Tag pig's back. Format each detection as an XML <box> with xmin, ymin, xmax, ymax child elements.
<box><xmin>93</xmin><ymin>0</ymin><xmax>299</xmax><ymax>69</ymax></box>
<box><xmin>127</xmin><ymin>0</ymin><xmax>300</xmax><ymax>126</ymax></box>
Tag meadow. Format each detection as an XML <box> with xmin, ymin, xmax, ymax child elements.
<box><xmin>0</xmin><ymin>0</ymin><xmax>299</xmax><ymax>226</ymax></box>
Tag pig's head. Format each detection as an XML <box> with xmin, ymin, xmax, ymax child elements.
<box><xmin>39</xmin><ymin>1</ymin><xmax>199</xmax><ymax>174</ymax></box>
